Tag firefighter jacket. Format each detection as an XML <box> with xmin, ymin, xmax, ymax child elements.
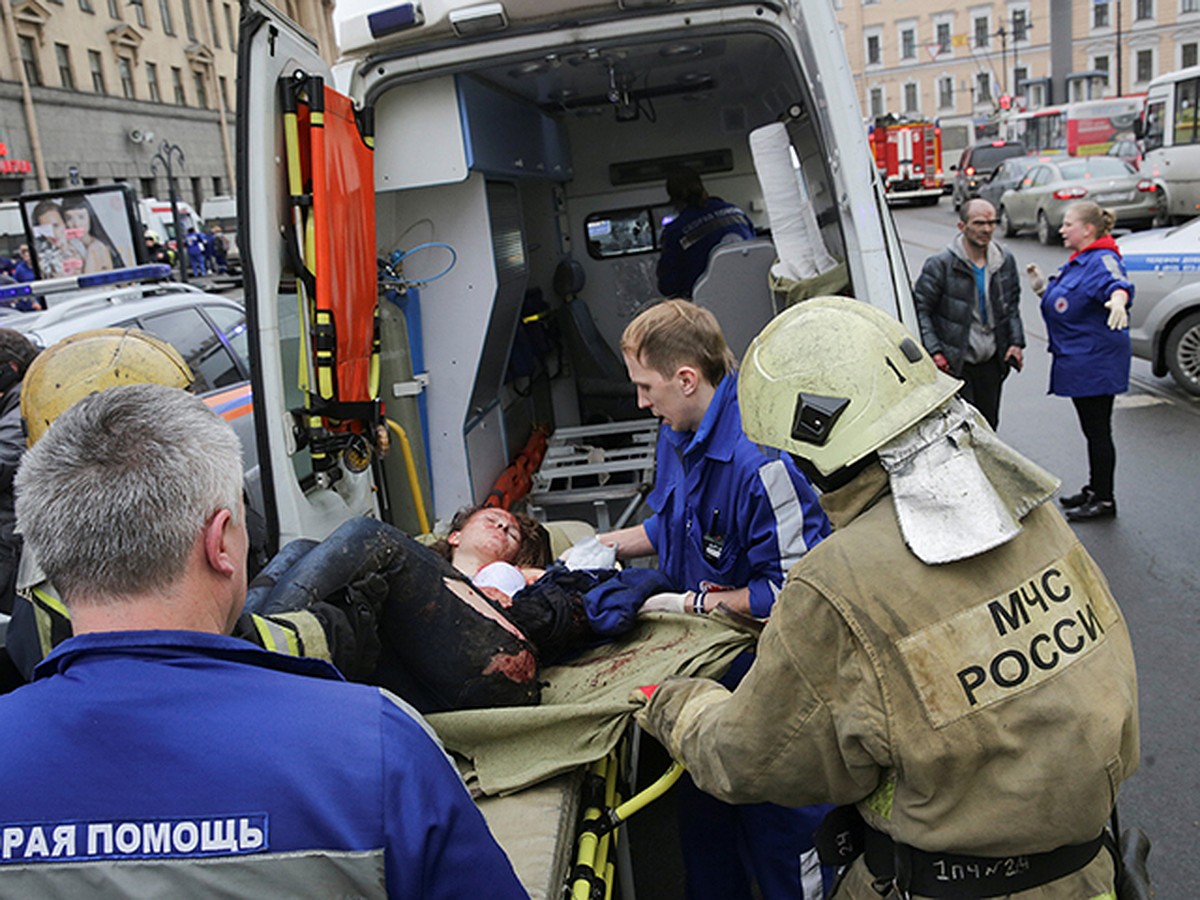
<box><xmin>0</xmin><ymin>630</ymin><xmax>527</xmax><ymax>898</ymax></box>
<box><xmin>641</xmin><ymin>463</ymin><xmax>1139</xmax><ymax>898</ymax></box>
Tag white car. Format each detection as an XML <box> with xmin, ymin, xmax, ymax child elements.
<box><xmin>1118</xmin><ymin>217</ymin><xmax>1200</xmax><ymax>394</ymax></box>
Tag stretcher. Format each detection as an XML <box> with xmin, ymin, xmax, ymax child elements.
<box><xmin>427</xmin><ymin>611</ymin><xmax>753</xmax><ymax>898</ymax></box>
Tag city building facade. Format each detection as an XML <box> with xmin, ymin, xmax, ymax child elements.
<box><xmin>0</xmin><ymin>0</ymin><xmax>334</xmax><ymax>204</ymax></box>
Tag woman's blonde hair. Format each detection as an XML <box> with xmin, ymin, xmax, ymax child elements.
<box><xmin>1066</xmin><ymin>201</ymin><xmax>1117</xmax><ymax>238</ymax></box>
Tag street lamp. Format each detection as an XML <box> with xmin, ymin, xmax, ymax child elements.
<box><xmin>150</xmin><ymin>139</ymin><xmax>188</xmax><ymax>283</ymax></box>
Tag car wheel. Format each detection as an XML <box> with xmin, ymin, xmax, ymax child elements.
<box><xmin>1152</xmin><ymin>188</ymin><xmax>1172</xmax><ymax>229</ymax></box>
<box><xmin>999</xmin><ymin>206</ymin><xmax>1017</xmax><ymax>237</ymax></box>
<box><xmin>1165</xmin><ymin>311</ymin><xmax>1200</xmax><ymax>396</ymax></box>
<box><xmin>1036</xmin><ymin>211</ymin><xmax>1054</xmax><ymax>246</ymax></box>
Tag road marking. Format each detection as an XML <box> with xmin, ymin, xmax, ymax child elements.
<box><xmin>1115</xmin><ymin>393</ymin><xmax>1168</xmax><ymax>409</ymax></box>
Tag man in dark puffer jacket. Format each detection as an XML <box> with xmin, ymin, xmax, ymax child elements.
<box><xmin>913</xmin><ymin>198</ymin><xmax>1025</xmax><ymax>428</ymax></box>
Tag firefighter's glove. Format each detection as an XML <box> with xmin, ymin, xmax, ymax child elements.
<box><xmin>629</xmin><ymin>684</ymin><xmax>658</xmax><ymax>730</ymax></box>
<box><xmin>1025</xmin><ymin>263</ymin><xmax>1046</xmax><ymax>296</ymax></box>
<box><xmin>639</xmin><ymin>591</ymin><xmax>691</xmax><ymax>615</ymax></box>
<box><xmin>1106</xmin><ymin>293</ymin><xmax>1129</xmax><ymax>330</ymax></box>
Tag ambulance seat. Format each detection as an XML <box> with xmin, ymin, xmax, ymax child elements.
<box><xmin>691</xmin><ymin>238</ymin><xmax>778</xmax><ymax>360</ymax></box>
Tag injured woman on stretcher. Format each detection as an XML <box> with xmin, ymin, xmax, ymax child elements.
<box><xmin>244</xmin><ymin>507</ymin><xmax>755</xmax><ymax>797</ymax></box>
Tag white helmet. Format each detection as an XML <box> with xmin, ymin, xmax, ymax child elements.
<box><xmin>739</xmin><ymin>297</ymin><xmax>961</xmax><ymax>479</ymax></box>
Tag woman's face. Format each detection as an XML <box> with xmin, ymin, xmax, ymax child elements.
<box><xmin>1059</xmin><ymin>210</ymin><xmax>1095</xmax><ymax>252</ymax></box>
<box><xmin>64</xmin><ymin>207</ymin><xmax>92</xmax><ymax>234</ymax></box>
<box><xmin>450</xmin><ymin>509</ymin><xmax>523</xmax><ymax>565</ymax></box>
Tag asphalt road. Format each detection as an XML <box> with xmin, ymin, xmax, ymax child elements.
<box><xmin>894</xmin><ymin>200</ymin><xmax>1200</xmax><ymax>896</ymax></box>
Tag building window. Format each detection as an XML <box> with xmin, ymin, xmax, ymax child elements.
<box><xmin>191</xmin><ymin>177</ymin><xmax>204</xmax><ymax>208</ymax></box>
<box><xmin>1136</xmin><ymin>49</ymin><xmax>1154</xmax><ymax>82</ymax></box>
<box><xmin>132</xmin><ymin>0</ymin><xmax>146</xmax><ymax>26</ymax></box>
<box><xmin>159</xmin><ymin>0</ymin><xmax>175</xmax><ymax>35</ymax></box>
<box><xmin>1094</xmin><ymin>2</ymin><xmax>1110</xmax><ymax>27</ymax></box>
<box><xmin>88</xmin><ymin>49</ymin><xmax>106</xmax><ymax>94</ymax></box>
<box><xmin>207</xmin><ymin>0</ymin><xmax>220</xmax><ymax>46</ymax></box>
<box><xmin>224</xmin><ymin>2</ymin><xmax>235</xmax><ymax>47</ymax></box>
<box><xmin>1095</xmin><ymin>55</ymin><xmax>1110</xmax><ymax>77</ymax></box>
<box><xmin>936</xmin><ymin>22</ymin><xmax>951</xmax><ymax>52</ymax></box>
<box><xmin>79</xmin><ymin>0</ymin><xmax>94</xmax><ymax>11</ymax></box>
<box><xmin>182</xmin><ymin>0</ymin><xmax>196</xmax><ymax>40</ymax></box>
<box><xmin>938</xmin><ymin>76</ymin><xmax>954</xmax><ymax>108</ymax></box>
<box><xmin>141</xmin><ymin>176</ymin><xmax>156</xmax><ymax>198</ymax></box>
<box><xmin>1135</xmin><ymin>0</ymin><xmax>1153</xmax><ymax>18</ymax></box>
<box><xmin>869</xmin><ymin>86</ymin><xmax>884</xmax><ymax>117</ymax></box>
<box><xmin>1184</xmin><ymin>42</ymin><xmax>1199</xmax><ymax>67</ymax></box>
<box><xmin>147</xmin><ymin>61</ymin><xmax>161</xmax><ymax>101</ymax></box>
<box><xmin>218</xmin><ymin>74</ymin><xmax>229</xmax><ymax>108</ymax></box>
<box><xmin>19</xmin><ymin>35</ymin><xmax>42</xmax><ymax>86</ymax></box>
<box><xmin>976</xmin><ymin>71</ymin><xmax>992</xmax><ymax>102</ymax></box>
<box><xmin>55</xmin><ymin>43</ymin><xmax>74</xmax><ymax>89</ymax></box>
<box><xmin>901</xmin><ymin>28</ymin><xmax>916</xmax><ymax>60</ymax></box>
<box><xmin>1014</xmin><ymin>66</ymin><xmax>1028</xmax><ymax>93</ymax></box>
<box><xmin>107</xmin><ymin>0</ymin><xmax>121</xmax><ymax>17</ymax></box>
<box><xmin>904</xmin><ymin>82</ymin><xmax>919</xmax><ymax>112</ymax></box>
<box><xmin>1184</xmin><ymin>0</ymin><xmax>1200</xmax><ymax>12</ymax></box>
<box><xmin>212</xmin><ymin>176</ymin><xmax>223</xmax><ymax>195</ymax></box>
<box><xmin>1012</xmin><ymin>9</ymin><xmax>1029</xmax><ymax>41</ymax></box>
<box><xmin>172</xmin><ymin>65</ymin><xmax>186</xmax><ymax>104</ymax></box>
<box><xmin>193</xmin><ymin>70</ymin><xmax>208</xmax><ymax>108</ymax></box>
<box><xmin>974</xmin><ymin>17</ymin><xmax>990</xmax><ymax>48</ymax></box>
<box><xmin>118</xmin><ymin>57</ymin><xmax>136</xmax><ymax>99</ymax></box>
<box><xmin>866</xmin><ymin>34</ymin><xmax>881</xmax><ymax>65</ymax></box>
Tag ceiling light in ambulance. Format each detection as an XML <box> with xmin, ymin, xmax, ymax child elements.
<box><xmin>449</xmin><ymin>2</ymin><xmax>508</xmax><ymax>36</ymax></box>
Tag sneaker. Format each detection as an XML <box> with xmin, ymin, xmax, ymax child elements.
<box><xmin>1059</xmin><ymin>486</ymin><xmax>1095</xmax><ymax>509</ymax></box>
<box><xmin>1065</xmin><ymin>498</ymin><xmax>1117</xmax><ymax>521</ymax></box>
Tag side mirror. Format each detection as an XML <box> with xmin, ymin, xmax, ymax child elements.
<box><xmin>1132</xmin><ymin>119</ymin><xmax>1144</xmax><ymax>139</ymax></box>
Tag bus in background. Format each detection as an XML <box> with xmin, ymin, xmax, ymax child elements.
<box><xmin>1008</xmin><ymin>96</ymin><xmax>1144</xmax><ymax>157</ymax></box>
<box><xmin>1139</xmin><ymin>65</ymin><xmax>1200</xmax><ymax>225</ymax></box>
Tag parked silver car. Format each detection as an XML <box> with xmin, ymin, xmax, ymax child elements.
<box><xmin>997</xmin><ymin>156</ymin><xmax>1157</xmax><ymax>244</ymax></box>
<box><xmin>1119</xmin><ymin>217</ymin><xmax>1200</xmax><ymax>395</ymax></box>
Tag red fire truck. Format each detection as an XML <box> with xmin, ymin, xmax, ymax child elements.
<box><xmin>869</xmin><ymin>115</ymin><xmax>944</xmax><ymax>205</ymax></box>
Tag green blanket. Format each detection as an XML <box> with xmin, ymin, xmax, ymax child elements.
<box><xmin>427</xmin><ymin>613</ymin><xmax>754</xmax><ymax>796</ymax></box>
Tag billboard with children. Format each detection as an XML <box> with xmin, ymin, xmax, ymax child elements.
<box><xmin>20</xmin><ymin>185</ymin><xmax>142</xmax><ymax>280</ymax></box>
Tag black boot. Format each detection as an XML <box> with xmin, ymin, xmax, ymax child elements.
<box><xmin>1065</xmin><ymin>497</ymin><xmax>1117</xmax><ymax>521</ymax></box>
<box><xmin>1059</xmin><ymin>486</ymin><xmax>1095</xmax><ymax>509</ymax></box>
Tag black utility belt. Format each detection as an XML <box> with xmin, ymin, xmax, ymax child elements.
<box><xmin>863</xmin><ymin>824</ymin><xmax>1105</xmax><ymax>899</ymax></box>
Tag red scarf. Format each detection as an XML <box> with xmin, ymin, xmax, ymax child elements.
<box><xmin>1069</xmin><ymin>235</ymin><xmax>1121</xmax><ymax>262</ymax></box>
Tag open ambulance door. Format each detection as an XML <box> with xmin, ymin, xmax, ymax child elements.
<box><xmin>237</xmin><ymin>1</ymin><xmax>391</xmax><ymax>550</ymax></box>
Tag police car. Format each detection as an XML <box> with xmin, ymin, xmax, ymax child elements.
<box><xmin>0</xmin><ymin>264</ymin><xmax>257</xmax><ymax>477</ymax></box>
<box><xmin>1118</xmin><ymin>217</ymin><xmax>1200</xmax><ymax>395</ymax></box>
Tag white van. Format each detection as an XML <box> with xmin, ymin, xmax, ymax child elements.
<box><xmin>138</xmin><ymin>197</ymin><xmax>202</xmax><ymax>245</ymax></box>
<box><xmin>238</xmin><ymin>1</ymin><xmax>911</xmax><ymax>891</ymax></box>
<box><xmin>199</xmin><ymin>194</ymin><xmax>240</xmax><ymax>272</ymax></box>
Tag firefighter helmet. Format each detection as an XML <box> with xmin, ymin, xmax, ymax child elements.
<box><xmin>739</xmin><ymin>297</ymin><xmax>961</xmax><ymax>477</ymax></box>
<box><xmin>21</xmin><ymin>328</ymin><xmax>193</xmax><ymax>446</ymax></box>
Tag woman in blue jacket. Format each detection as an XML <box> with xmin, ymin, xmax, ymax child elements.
<box><xmin>1026</xmin><ymin>201</ymin><xmax>1132</xmax><ymax>521</ymax></box>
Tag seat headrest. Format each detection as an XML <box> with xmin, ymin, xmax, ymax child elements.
<box><xmin>553</xmin><ymin>258</ymin><xmax>586</xmax><ymax>298</ymax></box>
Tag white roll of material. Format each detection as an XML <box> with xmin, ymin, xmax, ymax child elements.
<box><xmin>749</xmin><ymin>122</ymin><xmax>837</xmax><ymax>282</ymax></box>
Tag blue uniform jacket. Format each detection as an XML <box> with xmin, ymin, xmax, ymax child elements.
<box><xmin>656</xmin><ymin>197</ymin><xmax>755</xmax><ymax>298</ymax></box>
<box><xmin>1040</xmin><ymin>242</ymin><xmax>1133</xmax><ymax>397</ymax></box>
<box><xmin>644</xmin><ymin>374</ymin><xmax>830</xmax><ymax>617</ymax></box>
<box><xmin>0</xmin><ymin>630</ymin><xmax>527</xmax><ymax>899</ymax></box>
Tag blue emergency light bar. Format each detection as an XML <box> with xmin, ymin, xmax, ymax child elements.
<box><xmin>368</xmin><ymin>2</ymin><xmax>423</xmax><ymax>38</ymax></box>
<box><xmin>0</xmin><ymin>263</ymin><xmax>173</xmax><ymax>302</ymax></box>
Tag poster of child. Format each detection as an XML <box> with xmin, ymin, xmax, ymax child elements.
<box><xmin>23</xmin><ymin>187</ymin><xmax>138</xmax><ymax>280</ymax></box>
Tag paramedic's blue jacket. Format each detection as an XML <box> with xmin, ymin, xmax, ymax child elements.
<box><xmin>656</xmin><ymin>197</ymin><xmax>755</xmax><ymax>298</ymax></box>
<box><xmin>0</xmin><ymin>630</ymin><xmax>528</xmax><ymax>899</ymax></box>
<box><xmin>645</xmin><ymin>373</ymin><xmax>830</xmax><ymax>617</ymax></box>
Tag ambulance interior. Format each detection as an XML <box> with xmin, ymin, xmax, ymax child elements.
<box><xmin>336</xmin><ymin>21</ymin><xmax>856</xmax><ymax>532</ymax></box>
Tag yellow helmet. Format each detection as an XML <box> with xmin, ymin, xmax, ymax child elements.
<box><xmin>22</xmin><ymin>328</ymin><xmax>193</xmax><ymax>446</ymax></box>
<box><xmin>739</xmin><ymin>297</ymin><xmax>961</xmax><ymax>478</ymax></box>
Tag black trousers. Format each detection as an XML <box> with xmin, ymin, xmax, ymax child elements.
<box><xmin>1071</xmin><ymin>394</ymin><xmax>1116</xmax><ymax>500</ymax></box>
<box><xmin>960</xmin><ymin>354</ymin><xmax>1007</xmax><ymax>429</ymax></box>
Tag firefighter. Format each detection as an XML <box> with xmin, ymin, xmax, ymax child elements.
<box><xmin>6</xmin><ymin>329</ymin><xmax>380</xmax><ymax>685</ymax></box>
<box><xmin>636</xmin><ymin>297</ymin><xmax>1139</xmax><ymax>899</ymax></box>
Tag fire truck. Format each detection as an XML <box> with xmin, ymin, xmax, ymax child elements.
<box><xmin>869</xmin><ymin>115</ymin><xmax>944</xmax><ymax>205</ymax></box>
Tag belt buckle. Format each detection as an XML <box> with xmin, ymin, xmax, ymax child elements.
<box><xmin>871</xmin><ymin>877</ymin><xmax>912</xmax><ymax>900</ymax></box>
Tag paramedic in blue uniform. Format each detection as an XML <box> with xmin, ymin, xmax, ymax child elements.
<box><xmin>656</xmin><ymin>168</ymin><xmax>756</xmax><ymax>299</ymax></box>
<box><xmin>599</xmin><ymin>299</ymin><xmax>833</xmax><ymax>900</ymax></box>
<box><xmin>0</xmin><ymin>383</ymin><xmax>526</xmax><ymax>899</ymax></box>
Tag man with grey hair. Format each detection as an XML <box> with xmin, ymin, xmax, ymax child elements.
<box><xmin>0</xmin><ymin>384</ymin><xmax>525</xmax><ymax>898</ymax></box>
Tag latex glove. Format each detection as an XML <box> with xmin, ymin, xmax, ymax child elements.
<box><xmin>1105</xmin><ymin>294</ymin><xmax>1129</xmax><ymax>330</ymax></box>
<box><xmin>931</xmin><ymin>352</ymin><xmax>951</xmax><ymax>374</ymax></box>
<box><xmin>1025</xmin><ymin>263</ymin><xmax>1046</xmax><ymax>296</ymax></box>
<box><xmin>639</xmin><ymin>591</ymin><xmax>692</xmax><ymax>615</ymax></box>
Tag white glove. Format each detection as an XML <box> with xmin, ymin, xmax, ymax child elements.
<box><xmin>1105</xmin><ymin>294</ymin><xmax>1129</xmax><ymax>330</ymax></box>
<box><xmin>639</xmin><ymin>592</ymin><xmax>692</xmax><ymax>615</ymax></box>
<box><xmin>561</xmin><ymin>535</ymin><xmax>618</xmax><ymax>570</ymax></box>
<box><xmin>1025</xmin><ymin>263</ymin><xmax>1046</xmax><ymax>296</ymax></box>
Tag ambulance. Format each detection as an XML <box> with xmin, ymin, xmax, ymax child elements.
<box><xmin>237</xmin><ymin>0</ymin><xmax>914</xmax><ymax>893</ymax></box>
